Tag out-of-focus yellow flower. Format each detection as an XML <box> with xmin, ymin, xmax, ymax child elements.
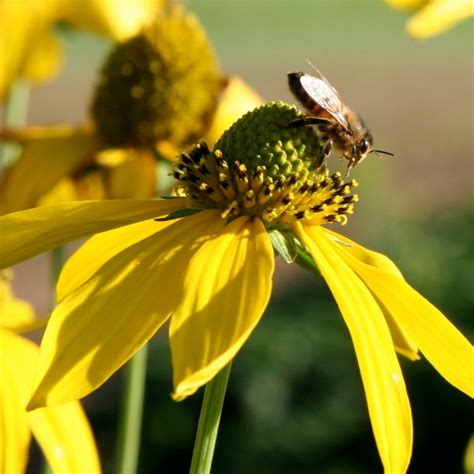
<box><xmin>0</xmin><ymin>102</ymin><xmax>471</xmax><ymax>472</ymax></box>
<box><xmin>0</xmin><ymin>124</ymin><xmax>158</xmax><ymax>213</ymax></box>
<box><xmin>0</xmin><ymin>6</ymin><xmax>262</xmax><ymax>214</ymax></box>
<box><xmin>60</xmin><ymin>0</ymin><xmax>167</xmax><ymax>41</ymax></box>
<box><xmin>0</xmin><ymin>76</ymin><xmax>261</xmax><ymax>214</ymax></box>
<box><xmin>386</xmin><ymin>0</ymin><xmax>473</xmax><ymax>38</ymax></box>
<box><xmin>0</xmin><ymin>273</ymin><xmax>101</xmax><ymax>473</ymax></box>
<box><xmin>0</xmin><ymin>0</ymin><xmax>62</xmax><ymax>100</ymax></box>
<box><xmin>0</xmin><ymin>0</ymin><xmax>167</xmax><ymax>100</ymax></box>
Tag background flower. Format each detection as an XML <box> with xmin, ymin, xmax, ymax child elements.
<box><xmin>0</xmin><ymin>274</ymin><xmax>101</xmax><ymax>473</ymax></box>
<box><xmin>385</xmin><ymin>0</ymin><xmax>473</xmax><ymax>38</ymax></box>
<box><xmin>0</xmin><ymin>6</ymin><xmax>262</xmax><ymax>214</ymax></box>
<box><xmin>0</xmin><ymin>0</ymin><xmax>167</xmax><ymax>100</ymax></box>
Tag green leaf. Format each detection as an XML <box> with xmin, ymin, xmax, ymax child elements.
<box><xmin>154</xmin><ymin>208</ymin><xmax>201</xmax><ymax>221</ymax></box>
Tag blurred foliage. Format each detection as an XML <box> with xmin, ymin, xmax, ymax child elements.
<box><xmin>75</xmin><ymin>204</ymin><xmax>473</xmax><ymax>474</ymax></box>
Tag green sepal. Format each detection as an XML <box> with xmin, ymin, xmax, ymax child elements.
<box><xmin>155</xmin><ymin>208</ymin><xmax>202</xmax><ymax>221</ymax></box>
<box><xmin>268</xmin><ymin>229</ymin><xmax>297</xmax><ymax>263</ymax></box>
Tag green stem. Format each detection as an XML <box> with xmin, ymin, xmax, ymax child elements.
<box><xmin>1</xmin><ymin>80</ymin><xmax>30</xmax><ymax>167</ymax></box>
<box><xmin>190</xmin><ymin>362</ymin><xmax>232</xmax><ymax>474</ymax></box>
<box><xmin>2</xmin><ymin>80</ymin><xmax>30</xmax><ymax>127</ymax></box>
<box><xmin>115</xmin><ymin>344</ymin><xmax>149</xmax><ymax>474</ymax></box>
<box><xmin>295</xmin><ymin>242</ymin><xmax>321</xmax><ymax>276</ymax></box>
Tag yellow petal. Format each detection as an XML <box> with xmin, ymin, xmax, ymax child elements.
<box><xmin>0</xmin><ymin>197</ymin><xmax>188</xmax><ymax>269</ymax></box>
<box><xmin>0</xmin><ymin>1</ymin><xmax>57</xmax><ymax>99</ymax></box>
<box><xmin>62</xmin><ymin>0</ymin><xmax>166</xmax><ymax>40</ymax></box>
<box><xmin>322</xmin><ymin>228</ymin><xmax>404</xmax><ymax>278</ymax></box>
<box><xmin>21</xmin><ymin>28</ymin><xmax>63</xmax><ymax>84</ymax></box>
<box><xmin>171</xmin><ymin>216</ymin><xmax>274</xmax><ymax>400</ymax></box>
<box><xmin>38</xmin><ymin>178</ymin><xmax>83</xmax><ymax>206</ymax></box>
<box><xmin>295</xmin><ymin>224</ymin><xmax>412</xmax><ymax>473</ymax></box>
<box><xmin>385</xmin><ymin>0</ymin><xmax>429</xmax><ymax>10</ymax></box>
<box><xmin>323</xmin><ymin>229</ymin><xmax>419</xmax><ymax>360</ymax></box>
<box><xmin>29</xmin><ymin>210</ymin><xmax>225</xmax><ymax>407</ymax></box>
<box><xmin>57</xmin><ymin>218</ymin><xmax>174</xmax><ymax>302</ymax></box>
<box><xmin>0</xmin><ymin>125</ymin><xmax>100</xmax><ymax>214</ymax></box>
<box><xmin>28</xmin><ymin>403</ymin><xmax>101</xmax><ymax>473</ymax></box>
<box><xmin>205</xmin><ymin>77</ymin><xmax>263</xmax><ymax>146</ymax></box>
<box><xmin>407</xmin><ymin>0</ymin><xmax>473</xmax><ymax>38</ymax></box>
<box><xmin>0</xmin><ymin>329</ymin><xmax>30</xmax><ymax>473</ymax></box>
<box><xmin>99</xmin><ymin>148</ymin><xmax>156</xmax><ymax>199</ymax></box>
<box><xmin>328</xmin><ymin>232</ymin><xmax>474</xmax><ymax>398</ymax></box>
<box><xmin>1</xmin><ymin>329</ymin><xmax>101</xmax><ymax>473</ymax></box>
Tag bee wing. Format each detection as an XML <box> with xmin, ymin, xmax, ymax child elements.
<box><xmin>300</xmin><ymin>74</ymin><xmax>351</xmax><ymax>132</ymax></box>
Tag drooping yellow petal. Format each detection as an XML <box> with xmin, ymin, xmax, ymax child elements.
<box><xmin>406</xmin><ymin>0</ymin><xmax>473</xmax><ymax>39</ymax></box>
<box><xmin>295</xmin><ymin>224</ymin><xmax>412</xmax><ymax>473</ymax></box>
<box><xmin>327</xmin><ymin>233</ymin><xmax>474</xmax><ymax>398</ymax></box>
<box><xmin>0</xmin><ymin>1</ymin><xmax>59</xmax><ymax>99</ymax></box>
<box><xmin>28</xmin><ymin>402</ymin><xmax>101</xmax><ymax>473</ymax></box>
<box><xmin>385</xmin><ymin>0</ymin><xmax>429</xmax><ymax>10</ymax></box>
<box><xmin>29</xmin><ymin>210</ymin><xmax>225</xmax><ymax>408</ymax></box>
<box><xmin>96</xmin><ymin>148</ymin><xmax>156</xmax><ymax>199</ymax></box>
<box><xmin>1</xmin><ymin>329</ymin><xmax>101</xmax><ymax>473</ymax></box>
<box><xmin>0</xmin><ymin>329</ymin><xmax>30</xmax><ymax>474</ymax></box>
<box><xmin>322</xmin><ymin>228</ymin><xmax>404</xmax><ymax>278</ymax></box>
<box><xmin>0</xmin><ymin>197</ymin><xmax>188</xmax><ymax>269</ymax></box>
<box><xmin>171</xmin><ymin>216</ymin><xmax>274</xmax><ymax>401</ymax></box>
<box><xmin>323</xmin><ymin>228</ymin><xmax>419</xmax><ymax>360</ymax></box>
<box><xmin>38</xmin><ymin>178</ymin><xmax>83</xmax><ymax>206</ymax></box>
<box><xmin>20</xmin><ymin>28</ymin><xmax>63</xmax><ymax>83</ymax></box>
<box><xmin>0</xmin><ymin>125</ymin><xmax>100</xmax><ymax>214</ymax></box>
<box><xmin>205</xmin><ymin>77</ymin><xmax>263</xmax><ymax>146</ymax></box>
<box><xmin>62</xmin><ymin>0</ymin><xmax>166</xmax><ymax>41</ymax></box>
<box><xmin>57</xmin><ymin>218</ymin><xmax>174</xmax><ymax>302</ymax></box>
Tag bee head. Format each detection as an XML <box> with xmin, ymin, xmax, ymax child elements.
<box><xmin>352</xmin><ymin>134</ymin><xmax>373</xmax><ymax>164</ymax></box>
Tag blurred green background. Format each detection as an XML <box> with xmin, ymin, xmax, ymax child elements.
<box><xmin>11</xmin><ymin>1</ymin><xmax>473</xmax><ymax>473</ymax></box>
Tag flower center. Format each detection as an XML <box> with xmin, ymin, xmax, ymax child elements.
<box><xmin>174</xmin><ymin>141</ymin><xmax>358</xmax><ymax>227</ymax></box>
<box><xmin>91</xmin><ymin>5</ymin><xmax>222</xmax><ymax>148</ymax></box>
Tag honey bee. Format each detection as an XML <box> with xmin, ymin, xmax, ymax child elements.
<box><xmin>287</xmin><ymin>67</ymin><xmax>392</xmax><ymax>172</ymax></box>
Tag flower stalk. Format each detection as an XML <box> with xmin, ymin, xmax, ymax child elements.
<box><xmin>115</xmin><ymin>344</ymin><xmax>149</xmax><ymax>474</ymax></box>
<box><xmin>1</xmin><ymin>81</ymin><xmax>29</xmax><ymax>167</ymax></box>
<box><xmin>190</xmin><ymin>362</ymin><xmax>232</xmax><ymax>474</ymax></box>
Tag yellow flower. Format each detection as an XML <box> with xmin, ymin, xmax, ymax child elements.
<box><xmin>0</xmin><ymin>102</ymin><xmax>471</xmax><ymax>473</ymax></box>
<box><xmin>0</xmin><ymin>273</ymin><xmax>101</xmax><ymax>473</ymax></box>
<box><xmin>60</xmin><ymin>0</ymin><xmax>168</xmax><ymax>41</ymax></box>
<box><xmin>386</xmin><ymin>0</ymin><xmax>473</xmax><ymax>38</ymax></box>
<box><xmin>0</xmin><ymin>0</ymin><xmax>167</xmax><ymax>100</ymax></box>
<box><xmin>0</xmin><ymin>6</ymin><xmax>262</xmax><ymax>214</ymax></box>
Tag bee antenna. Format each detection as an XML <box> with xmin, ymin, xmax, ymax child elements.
<box><xmin>372</xmin><ymin>149</ymin><xmax>394</xmax><ymax>157</ymax></box>
<box><xmin>304</xmin><ymin>58</ymin><xmax>325</xmax><ymax>79</ymax></box>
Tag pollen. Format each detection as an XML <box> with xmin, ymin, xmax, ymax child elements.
<box><xmin>174</xmin><ymin>102</ymin><xmax>358</xmax><ymax>228</ymax></box>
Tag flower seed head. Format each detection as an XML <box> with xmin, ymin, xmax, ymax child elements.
<box><xmin>215</xmin><ymin>101</ymin><xmax>325</xmax><ymax>180</ymax></box>
<box><xmin>91</xmin><ymin>6</ymin><xmax>222</xmax><ymax>148</ymax></box>
<box><xmin>175</xmin><ymin>102</ymin><xmax>358</xmax><ymax>228</ymax></box>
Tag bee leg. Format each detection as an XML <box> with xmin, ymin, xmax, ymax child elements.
<box><xmin>315</xmin><ymin>139</ymin><xmax>333</xmax><ymax>170</ymax></box>
<box><xmin>283</xmin><ymin>117</ymin><xmax>332</xmax><ymax>129</ymax></box>
<box><xmin>345</xmin><ymin>158</ymin><xmax>356</xmax><ymax>177</ymax></box>
<box><xmin>322</xmin><ymin>139</ymin><xmax>333</xmax><ymax>159</ymax></box>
